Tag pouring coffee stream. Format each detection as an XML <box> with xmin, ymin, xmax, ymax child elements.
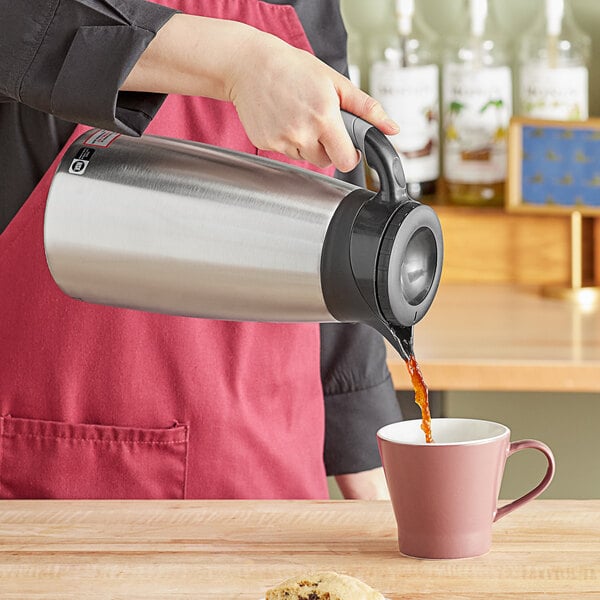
<box><xmin>334</xmin><ymin>112</ymin><xmax>440</xmax><ymax>442</ymax></box>
<box><xmin>44</xmin><ymin>111</ymin><xmax>443</xmax><ymax>441</ymax></box>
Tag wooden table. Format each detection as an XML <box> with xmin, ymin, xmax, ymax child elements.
<box><xmin>387</xmin><ymin>284</ymin><xmax>600</xmax><ymax>392</ymax></box>
<box><xmin>0</xmin><ymin>500</ymin><xmax>598</xmax><ymax>599</ymax></box>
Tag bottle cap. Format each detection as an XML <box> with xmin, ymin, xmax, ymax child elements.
<box><xmin>396</xmin><ymin>0</ymin><xmax>415</xmax><ymax>36</ymax></box>
<box><xmin>546</xmin><ymin>0</ymin><xmax>564</xmax><ymax>37</ymax></box>
<box><xmin>470</xmin><ymin>0</ymin><xmax>488</xmax><ymax>38</ymax></box>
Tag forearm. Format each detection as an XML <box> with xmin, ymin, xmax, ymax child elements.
<box><xmin>119</xmin><ymin>12</ymin><xmax>398</xmax><ymax>173</ymax></box>
<box><xmin>121</xmin><ymin>14</ymin><xmax>256</xmax><ymax>101</ymax></box>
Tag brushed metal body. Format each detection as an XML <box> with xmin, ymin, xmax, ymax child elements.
<box><xmin>45</xmin><ymin>133</ymin><xmax>359</xmax><ymax>321</ymax></box>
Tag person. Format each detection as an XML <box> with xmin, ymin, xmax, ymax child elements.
<box><xmin>0</xmin><ymin>0</ymin><xmax>402</xmax><ymax>500</ymax></box>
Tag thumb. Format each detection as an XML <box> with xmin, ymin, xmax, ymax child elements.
<box><xmin>336</xmin><ymin>77</ymin><xmax>399</xmax><ymax>135</ymax></box>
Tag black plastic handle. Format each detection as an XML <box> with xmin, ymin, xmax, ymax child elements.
<box><xmin>341</xmin><ymin>110</ymin><xmax>408</xmax><ymax>204</ymax></box>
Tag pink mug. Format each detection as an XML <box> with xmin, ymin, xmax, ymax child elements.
<box><xmin>377</xmin><ymin>418</ymin><xmax>555</xmax><ymax>559</ymax></box>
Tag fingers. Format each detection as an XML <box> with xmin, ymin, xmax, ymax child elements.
<box><xmin>288</xmin><ymin>138</ymin><xmax>351</xmax><ymax>171</ymax></box>
<box><xmin>231</xmin><ymin>35</ymin><xmax>399</xmax><ymax>173</ymax></box>
<box><xmin>336</xmin><ymin>77</ymin><xmax>400</xmax><ymax>135</ymax></box>
<box><xmin>306</xmin><ymin>75</ymin><xmax>400</xmax><ymax>172</ymax></box>
<box><xmin>318</xmin><ymin>111</ymin><xmax>361</xmax><ymax>173</ymax></box>
<box><xmin>295</xmin><ymin>141</ymin><xmax>332</xmax><ymax>169</ymax></box>
<box><xmin>281</xmin><ymin>113</ymin><xmax>357</xmax><ymax>171</ymax></box>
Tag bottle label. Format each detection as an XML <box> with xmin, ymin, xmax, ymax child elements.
<box><xmin>370</xmin><ymin>63</ymin><xmax>440</xmax><ymax>183</ymax></box>
<box><xmin>442</xmin><ymin>64</ymin><xmax>512</xmax><ymax>184</ymax></box>
<box><xmin>519</xmin><ymin>65</ymin><xmax>588</xmax><ymax>120</ymax></box>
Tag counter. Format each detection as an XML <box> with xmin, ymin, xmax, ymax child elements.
<box><xmin>388</xmin><ymin>284</ymin><xmax>600</xmax><ymax>392</ymax></box>
<box><xmin>0</xmin><ymin>499</ymin><xmax>598</xmax><ymax>598</ymax></box>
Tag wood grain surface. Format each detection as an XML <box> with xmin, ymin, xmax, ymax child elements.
<box><xmin>433</xmin><ymin>206</ymin><xmax>599</xmax><ymax>286</ymax></box>
<box><xmin>0</xmin><ymin>500</ymin><xmax>598</xmax><ymax>599</ymax></box>
<box><xmin>388</xmin><ymin>283</ymin><xmax>600</xmax><ymax>392</ymax></box>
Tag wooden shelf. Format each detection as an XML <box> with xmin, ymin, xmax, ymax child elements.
<box><xmin>430</xmin><ymin>204</ymin><xmax>599</xmax><ymax>286</ymax></box>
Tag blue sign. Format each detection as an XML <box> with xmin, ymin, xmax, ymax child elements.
<box><xmin>521</xmin><ymin>125</ymin><xmax>600</xmax><ymax>209</ymax></box>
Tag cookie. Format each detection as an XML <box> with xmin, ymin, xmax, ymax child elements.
<box><xmin>265</xmin><ymin>571</ymin><xmax>384</xmax><ymax>600</ymax></box>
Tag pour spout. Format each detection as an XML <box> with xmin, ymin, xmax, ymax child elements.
<box><xmin>369</xmin><ymin>319</ymin><xmax>414</xmax><ymax>362</ymax></box>
<box><xmin>389</xmin><ymin>324</ymin><xmax>415</xmax><ymax>362</ymax></box>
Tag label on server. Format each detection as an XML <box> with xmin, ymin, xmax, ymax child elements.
<box><xmin>68</xmin><ymin>147</ymin><xmax>95</xmax><ymax>175</ymax></box>
<box><xmin>84</xmin><ymin>129</ymin><xmax>121</xmax><ymax>148</ymax></box>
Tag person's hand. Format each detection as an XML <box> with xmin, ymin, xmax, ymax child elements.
<box><xmin>122</xmin><ymin>14</ymin><xmax>399</xmax><ymax>172</ymax></box>
<box><xmin>334</xmin><ymin>467</ymin><xmax>390</xmax><ymax>500</ymax></box>
<box><xmin>225</xmin><ymin>29</ymin><xmax>399</xmax><ymax>172</ymax></box>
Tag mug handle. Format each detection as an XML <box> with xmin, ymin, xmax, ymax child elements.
<box><xmin>494</xmin><ymin>439</ymin><xmax>555</xmax><ymax>522</ymax></box>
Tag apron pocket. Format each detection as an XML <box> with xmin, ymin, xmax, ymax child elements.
<box><xmin>0</xmin><ymin>415</ymin><xmax>188</xmax><ymax>499</ymax></box>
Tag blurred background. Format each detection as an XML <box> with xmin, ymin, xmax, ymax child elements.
<box><xmin>341</xmin><ymin>0</ymin><xmax>600</xmax><ymax>114</ymax></box>
<box><xmin>329</xmin><ymin>0</ymin><xmax>600</xmax><ymax>500</ymax></box>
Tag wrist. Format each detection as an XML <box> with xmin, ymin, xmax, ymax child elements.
<box><xmin>335</xmin><ymin>467</ymin><xmax>390</xmax><ymax>500</ymax></box>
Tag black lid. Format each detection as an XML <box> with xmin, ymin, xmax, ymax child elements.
<box><xmin>321</xmin><ymin>113</ymin><xmax>444</xmax><ymax>360</ymax></box>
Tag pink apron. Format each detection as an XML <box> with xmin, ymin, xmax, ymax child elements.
<box><xmin>0</xmin><ymin>0</ymin><xmax>334</xmax><ymax>499</ymax></box>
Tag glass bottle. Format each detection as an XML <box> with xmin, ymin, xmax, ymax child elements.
<box><xmin>340</xmin><ymin>0</ymin><xmax>393</xmax><ymax>89</ymax></box>
<box><xmin>442</xmin><ymin>0</ymin><xmax>512</xmax><ymax>207</ymax></box>
<box><xmin>369</xmin><ymin>0</ymin><xmax>440</xmax><ymax>201</ymax></box>
<box><xmin>518</xmin><ymin>0</ymin><xmax>590</xmax><ymax>120</ymax></box>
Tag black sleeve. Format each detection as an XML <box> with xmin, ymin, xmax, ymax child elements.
<box><xmin>0</xmin><ymin>0</ymin><xmax>177</xmax><ymax>134</ymax></box>
<box><xmin>320</xmin><ymin>323</ymin><xmax>403</xmax><ymax>476</ymax></box>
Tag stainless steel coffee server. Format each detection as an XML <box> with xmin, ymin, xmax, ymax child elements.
<box><xmin>44</xmin><ymin>112</ymin><xmax>443</xmax><ymax>360</ymax></box>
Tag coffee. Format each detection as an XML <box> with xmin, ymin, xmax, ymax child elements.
<box><xmin>405</xmin><ymin>355</ymin><xmax>433</xmax><ymax>443</ymax></box>
<box><xmin>385</xmin><ymin>325</ymin><xmax>434</xmax><ymax>443</ymax></box>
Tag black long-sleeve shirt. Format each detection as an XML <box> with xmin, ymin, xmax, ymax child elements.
<box><xmin>0</xmin><ymin>0</ymin><xmax>402</xmax><ymax>476</ymax></box>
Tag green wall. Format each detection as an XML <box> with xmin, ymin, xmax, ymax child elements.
<box><xmin>329</xmin><ymin>391</ymin><xmax>600</xmax><ymax>500</ymax></box>
<box><xmin>444</xmin><ymin>392</ymin><xmax>600</xmax><ymax>499</ymax></box>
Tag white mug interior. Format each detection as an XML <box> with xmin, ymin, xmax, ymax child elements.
<box><xmin>377</xmin><ymin>418</ymin><xmax>509</xmax><ymax>446</ymax></box>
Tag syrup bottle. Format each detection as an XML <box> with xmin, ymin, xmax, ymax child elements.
<box><xmin>369</xmin><ymin>0</ymin><xmax>440</xmax><ymax>201</ymax></box>
<box><xmin>442</xmin><ymin>0</ymin><xmax>512</xmax><ymax>207</ymax></box>
<box><xmin>518</xmin><ymin>0</ymin><xmax>590</xmax><ymax>120</ymax></box>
